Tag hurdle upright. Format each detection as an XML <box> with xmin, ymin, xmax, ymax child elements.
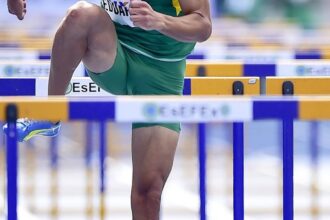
<box><xmin>184</xmin><ymin>76</ymin><xmax>260</xmax><ymax>220</ymax></box>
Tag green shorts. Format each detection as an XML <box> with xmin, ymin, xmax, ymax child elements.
<box><xmin>86</xmin><ymin>42</ymin><xmax>186</xmax><ymax>133</ymax></box>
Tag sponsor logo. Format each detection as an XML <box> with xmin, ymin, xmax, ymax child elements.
<box><xmin>226</xmin><ymin>53</ymin><xmax>286</xmax><ymax>63</ymax></box>
<box><xmin>65</xmin><ymin>82</ymin><xmax>101</xmax><ymax>95</ymax></box>
<box><xmin>143</xmin><ymin>103</ymin><xmax>159</xmax><ymax>120</ymax></box>
<box><xmin>296</xmin><ymin>65</ymin><xmax>306</xmax><ymax>76</ymax></box>
<box><xmin>65</xmin><ymin>83</ymin><xmax>73</xmax><ymax>95</ymax></box>
<box><xmin>4</xmin><ymin>65</ymin><xmax>15</xmax><ymax>76</ymax></box>
<box><xmin>3</xmin><ymin>65</ymin><xmax>49</xmax><ymax>77</ymax></box>
<box><xmin>296</xmin><ymin>65</ymin><xmax>330</xmax><ymax>76</ymax></box>
<box><xmin>142</xmin><ymin>102</ymin><xmax>231</xmax><ymax>120</ymax></box>
<box><xmin>102</xmin><ymin>0</ymin><xmax>130</xmax><ymax>16</ymax></box>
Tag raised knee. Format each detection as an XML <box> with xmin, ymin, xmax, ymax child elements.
<box><xmin>65</xmin><ymin>1</ymin><xmax>98</xmax><ymax>25</ymax></box>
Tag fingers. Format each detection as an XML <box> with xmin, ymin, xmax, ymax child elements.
<box><xmin>130</xmin><ymin>0</ymin><xmax>149</xmax><ymax>9</ymax></box>
<box><xmin>130</xmin><ymin>15</ymin><xmax>144</xmax><ymax>23</ymax></box>
<box><xmin>17</xmin><ymin>13</ymin><xmax>25</xmax><ymax>20</ymax></box>
<box><xmin>129</xmin><ymin>8</ymin><xmax>148</xmax><ymax>16</ymax></box>
<box><xmin>8</xmin><ymin>0</ymin><xmax>26</xmax><ymax>20</ymax></box>
<box><xmin>16</xmin><ymin>9</ymin><xmax>25</xmax><ymax>20</ymax></box>
<box><xmin>20</xmin><ymin>0</ymin><xmax>27</xmax><ymax>20</ymax></box>
<box><xmin>129</xmin><ymin>0</ymin><xmax>151</xmax><ymax>17</ymax></box>
<box><xmin>129</xmin><ymin>0</ymin><xmax>156</xmax><ymax>30</ymax></box>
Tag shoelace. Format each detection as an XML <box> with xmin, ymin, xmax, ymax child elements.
<box><xmin>17</xmin><ymin>118</ymin><xmax>32</xmax><ymax>129</ymax></box>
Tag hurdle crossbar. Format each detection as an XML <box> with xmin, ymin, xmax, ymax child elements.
<box><xmin>0</xmin><ymin>77</ymin><xmax>260</xmax><ymax>96</ymax></box>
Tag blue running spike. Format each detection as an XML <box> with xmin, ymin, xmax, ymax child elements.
<box><xmin>3</xmin><ymin>119</ymin><xmax>61</xmax><ymax>142</ymax></box>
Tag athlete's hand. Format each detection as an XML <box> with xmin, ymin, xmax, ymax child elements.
<box><xmin>7</xmin><ymin>0</ymin><xmax>27</xmax><ymax>20</ymax></box>
<box><xmin>129</xmin><ymin>0</ymin><xmax>164</xmax><ymax>31</ymax></box>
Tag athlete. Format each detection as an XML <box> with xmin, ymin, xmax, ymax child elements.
<box><xmin>4</xmin><ymin>0</ymin><xmax>211</xmax><ymax>219</ymax></box>
<box><xmin>7</xmin><ymin>0</ymin><xmax>26</xmax><ymax>20</ymax></box>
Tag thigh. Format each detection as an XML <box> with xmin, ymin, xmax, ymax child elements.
<box><xmin>87</xmin><ymin>42</ymin><xmax>128</xmax><ymax>95</ymax></box>
<box><xmin>79</xmin><ymin>2</ymin><xmax>117</xmax><ymax>73</ymax></box>
<box><xmin>126</xmin><ymin>52</ymin><xmax>186</xmax><ymax>96</ymax></box>
<box><xmin>126</xmin><ymin>52</ymin><xmax>186</xmax><ymax>132</ymax></box>
<box><xmin>131</xmin><ymin>126</ymin><xmax>179</xmax><ymax>191</ymax></box>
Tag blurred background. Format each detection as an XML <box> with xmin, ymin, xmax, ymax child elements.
<box><xmin>1</xmin><ymin>0</ymin><xmax>330</xmax><ymax>220</ymax></box>
<box><xmin>1</xmin><ymin>0</ymin><xmax>329</xmax><ymax>29</ymax></box>
<box><xmin>1</xmin><ymin>0</ymin><xmax>330</xmax><ymax>44</ymax></box>
<box><xmin>212</xmin><ymin>0</ymin><xmax>321</xmax><ymax>28</ymax></box>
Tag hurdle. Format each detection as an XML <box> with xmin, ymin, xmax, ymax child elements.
<box><xmin>185</xmin><ymin>62</ymin><xmax>330</xmax><ymax>218</ymax></box>
<box><xmin>2</xmin><ymin>68</ymin><xmax>330</xmax><ymax>219</ymax></box>
<box><xmin>184</xmin><ymin>77</ymin><xmax>260</xmax><ymax>220</ymax></box>
<box><xmin>0</xmin><ymin>76</ymin><xmax>260</xmax><ymax>220</ymax></box>
<box><xmin>3</xmin><ymin>95</ymin><xmax>330</xmax><ymax>220</ymax></box>
<box><xmin>266</xmin><ymin>76</ymin><xmax>330</xmax><ymax>218</ymax></box>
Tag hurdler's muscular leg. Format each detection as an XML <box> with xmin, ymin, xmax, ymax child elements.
<box><xmin>131</xmin><ymin>126</ymin><xmax>179</xmax><ymax>220</ymax></box>
<box><xmin>48</xmin><ymin>1</ymin><xmax>117</xmax><ymax>95</ymax></box>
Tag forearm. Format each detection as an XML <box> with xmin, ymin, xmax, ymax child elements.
<box><xmin>157</xmin><ymin>12</ymin><xmax>212</xmax><ymax>43</ymax></box>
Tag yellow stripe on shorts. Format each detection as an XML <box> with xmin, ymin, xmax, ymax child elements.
<box><xmin>172</xmin><ymin>0</ymin><xmax>182</xmax><ymax>16</ymax></box>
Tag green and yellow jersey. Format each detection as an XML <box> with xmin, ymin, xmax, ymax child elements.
<box><xmin>100</xmin><ymin>0</ymin><xmax>196</xmax><ymax>61</ymax></box>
